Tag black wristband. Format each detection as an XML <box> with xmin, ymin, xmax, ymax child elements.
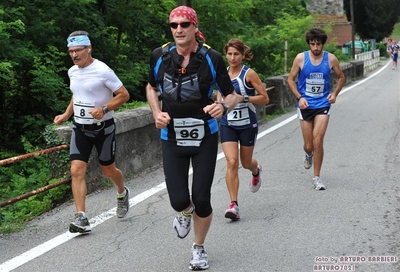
<box><xmin>296</xmin><ymin>96</ymin><xmax>302</xmax><ymax>101</ymax></box>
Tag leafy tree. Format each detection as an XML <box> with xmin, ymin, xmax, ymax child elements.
<box><xmin>0</xmin><ymin>0</ymin><xmax>174</xmax><ymax>153</ymax></box>
<box><xmin>0</xmin><ymin>7</ymin><xmax>27</xmax><ymax>152</ymax></box>
<box><xmin>252</xmin><ymin>7</ymin><xmax>313</xmax><ymax>76</ymax></box>
<box><xmin>344</xmin><ymin>0</ymin><xmax>400</xmax><ymax>41</ymax></box>
<box><xmin>192</xmin><ymin>0</ymin><xmax>308</xmax><ymax>79</ymax></box>
<box><xmin>0</xmin><ymin>0</ymin><xmax>320</xmax><ymax>155</ymax></box>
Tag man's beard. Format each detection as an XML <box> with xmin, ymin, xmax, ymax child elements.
<box><xmin>311</xmin><ymin>50</ymin><xmax>322</xmax><ymax>56</ymax></box>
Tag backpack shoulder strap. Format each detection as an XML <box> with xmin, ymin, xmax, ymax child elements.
<box><xmin>153</xmin><ymin>42</ymin><xmax>174</xmax><ymax>91</ymax></box>
<box><xmin>202</xmin><ymin>43</ymin><xmax>211</xmax><ymax>50</ymax></box>
<box><xmin>198</xmin><ymin>43</ymin><xmax>216</xmax><ymax>97</ymax></box>
<box><xmin>162</xmin><ymin>42</ymin><xmax>172</xmax><ymax>54</ymax></box>
<box><xmin>199</xmin><ymin>43</ymin><xmax>216</xmax><ymax>83</ymax></box>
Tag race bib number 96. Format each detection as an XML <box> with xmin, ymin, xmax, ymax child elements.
<box><xmin>174</xmin><ymin>118</ymin><xmax>205</xmax><ymax>147</ymax></box>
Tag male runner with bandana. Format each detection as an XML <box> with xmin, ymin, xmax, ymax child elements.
<box><xmin>146</xmin><ymin>6</ymin><xmax>238</xmax><ymax>270</ymax></box>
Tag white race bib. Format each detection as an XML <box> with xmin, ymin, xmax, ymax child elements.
<box><xmin>174</xmin><ymin>118</ymin><xmax>205</xmax><ymax>147</ymax></box>
<box><xmin>306</xmin><ymin>79</ymin><xmax>325</xmax><ymax>97</ymax></box>
<box><xmin>227</xmin><ymin>103</ymin><xmax>250</xmax><ymax>126</ymax></box>
<box><xmin>73</xmin><ymin>100</ymin><xmax>95</xmax><ymax>124</ymax></box>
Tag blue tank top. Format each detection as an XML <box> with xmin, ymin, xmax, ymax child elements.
<box><xmin>297</xmin><ymin>51</ymin><xmax>331</xmax><ymax>109</ymax></box>
<box><xmin>220</xmin><ymin>65</ymin><xmax>257</xmax><ymax>129</ymax></box>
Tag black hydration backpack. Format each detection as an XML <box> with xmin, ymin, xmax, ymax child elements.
<box><xmin>153</xmin><ymin>42</ymin><xmax>217</xmax><ymax>100</ymax></box>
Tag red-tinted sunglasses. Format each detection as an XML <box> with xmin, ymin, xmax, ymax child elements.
<box><xmin>169</xmin><ymin>22</ymin><xmax>192</xmax><ymax>29</ymax></box>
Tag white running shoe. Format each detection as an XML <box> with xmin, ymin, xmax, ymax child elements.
<box><xmin>117</xmin><ymin>187</ymin><xmax>130</xmax><ymax>218</ymax></box>
<box><xmin>69</xmin><ymin>212</ymin><xmax>91</xmax><ymax>233</ymax></box>
<box><xmin>189</xmin><ymin>244</ymin><xmax>209</xmax><ymax>270</ymax></box>
<box><xmin>173</xmin><ymin>208</ymin><xmax>193</xmax><ymax>239</ymax></box>
<box><xmin>304</xmin><ymin>153</ymin><xmax>313</xmax><ymax>169</ymax></box>
<box><xmin>313</xmin><ymin>176</ymin><xmax>326</xmax><ymax>190</ymax></box>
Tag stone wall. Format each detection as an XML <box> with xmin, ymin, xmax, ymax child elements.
<box><xmin>306</xmin><ymin>0</ymin><xmax>344</xmax><ymax>15</ymax></box>
<box><xmin>265</xmin><ymin>61</ymin><xmax>360</xmax><ymax>112</ymax></box>
<box><xmin>55</xmin><ymin>60</ymin><xmax>365</xmax><ymax>193</ymax></box>
<box><xmin>55</xmin><ymin>107</ymin><xmax>162</xmax><ymax>193</ymax></box>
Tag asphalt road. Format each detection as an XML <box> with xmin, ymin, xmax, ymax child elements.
<box><xmin>1</xmin><ymin>60</ymin><xmax>399</xmax><ymax>272</ymax></box>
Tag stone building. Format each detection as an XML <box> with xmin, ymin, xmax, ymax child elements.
<box><xmin>306</xmin><ymin>0</ymin><xmax>344</xmax><ymax>15</ymax></box>
<box><xmin>306</xmin><ymin>0</ymin><xmax>352</xmax><ymax>46</ymax></box>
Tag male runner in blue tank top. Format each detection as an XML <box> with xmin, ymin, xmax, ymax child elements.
<box><xmin>287</xmin><ymin>28</ymin><xmax>345</xmax><ymax>190</ymax></box>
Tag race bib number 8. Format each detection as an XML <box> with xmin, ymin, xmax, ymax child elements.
<box><xmin>73</xmin><ymin>100</ymin><xmax>95</xmax><ymax>124</ymax></box>
<box><xmin>174</xmin><ymin>118</ymin><xmax>205</xmax><ymax>147</ymax></box>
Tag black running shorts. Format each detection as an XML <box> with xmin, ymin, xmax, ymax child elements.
<box><xmin>70</xmin><ymin>119</ymin><xmax>116</xmax><ymax>166</ymax></box>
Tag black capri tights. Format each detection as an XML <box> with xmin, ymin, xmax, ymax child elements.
<box><xmin>162</xmin><ymin>133</ymin><xmax>218</xmax><ymax>218</ymax></box>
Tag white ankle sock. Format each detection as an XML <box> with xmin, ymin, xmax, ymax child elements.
<box><xmin>77</xmin><ymin>211</ymin><xmax>86</xmax><ymax>218</ymax></box>
<box><xmin>117</xmin><ymin>188</ymin><xmax>126</xmax><ymax>197</ymax></box>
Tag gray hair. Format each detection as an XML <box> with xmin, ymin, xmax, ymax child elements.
<box><xmin>69</xmin><ymin>30</ymin><xmax>89</xmax><ymax>37</ymax></box>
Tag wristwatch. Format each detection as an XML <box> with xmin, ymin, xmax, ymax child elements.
<box><xmin>296</xmin><ymin>96</ymin><xmax>302</xmax><ymax>101</ymax></box>
<box><xmin>243</xmin><ymin>95</ymin><xmax>249</xmax><ymax>103</ymax></box>
<box><xmin>221</xmin><ymin>103</ymin><xmax>229</xmax><ymax>115</ymax></box>
<box><xmin>102</xmin><ymin>106</ymin><xmax>109</xmax><ymax>114</ymax></box>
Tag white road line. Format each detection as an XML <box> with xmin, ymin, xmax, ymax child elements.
<box><xmin>0</xmin><ymin>60</ymin><xmax>390</xmax><ymax>272</ymax></box>
<box><xmin>0</xmin><ymin>184</ymin><xmax>167</xmax><ymax>272</ymax></box>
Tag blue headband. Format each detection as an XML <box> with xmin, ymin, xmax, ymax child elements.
<box><xmin>67</xmin><ymin>35</ymin><xmax>91</xmax><ymax>47</ymax></box>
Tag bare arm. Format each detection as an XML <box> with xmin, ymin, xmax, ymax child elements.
<box><xmin>287</xmin><ymin>53</ymin><xmax>303</xmax><ymax>99</ymax></box>
<box><xmin>222</xmin><ymin>92</ymin><xmax>239</xmax><ymax>112</ymax></box>
<box><xmin>243</xmin><ymin>69</ymin><xmax>269</xmax><ymax>104</ymax></box>
<box><xmin>103</xmin><ymin>86</ymin><xmax>130</xmax><ymax>111</ymax></box>
<box><xmin>216</xmin><ymin>91</ymin><xmax>222</xmax><ymax>103</ymax></box>
<box><xmin>146</xmin><ymin>83</ymin><xmax>171</xmax><ymax>129</ymax></box>
<box><xmin>204</xmin><ymin>92</ymin><xmax>238</xmax><ymax>119</ymax></box>
<box><xmin>287</xmin><ymin>52</ymin><xmax>309</xmax><ymax>109</ymax></box>
<box><xmin>328</xmin><ymin>53</ymin><xmax>345</xmax><ymax>104</ymax></box>
<box><xmin>54</xmin><ymin>97</ymin><xmax>74</xmax><ymax>125</ymax></box>
<box><xmin>88</xmin><ymin>85</ymin><xmax>130</xmax><ymax>120</ymax></box>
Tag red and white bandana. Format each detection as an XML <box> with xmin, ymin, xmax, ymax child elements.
<box><xmin>169</xmin><ymin>6</ymin><xmax>206</xmax><ymax>42</ymax></box>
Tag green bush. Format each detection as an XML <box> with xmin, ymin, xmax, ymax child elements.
<box><xmin>0</xmin><ymin>128</ymin><xmax>71</xmax><ymax>234</ymax></box>
<box><xmin>376</xmin><ymin>42</ymin><xmax>389</xmax><ymax>57</ymax></box>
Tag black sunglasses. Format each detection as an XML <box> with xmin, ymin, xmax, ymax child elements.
<box><xmin>169</xmin><ymin>22</ymin><xmax>192</xmax><ymax>29</ymax></box>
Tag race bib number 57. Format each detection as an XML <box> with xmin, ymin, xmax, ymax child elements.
<box><xmin>306</xmin><ymin>73</ymin><xmax>325</xmax><ymax>97</ymax></box>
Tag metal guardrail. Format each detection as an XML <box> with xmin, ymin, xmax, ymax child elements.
<box><xmin>0</xmin><ymin>144</ymin><xmax>70</xmax><ymax>208</ymax></box>
<box><xmin>0</xmin><ymin>145</ymin><xmax>69</xmax><ymax>166</ymax></box>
